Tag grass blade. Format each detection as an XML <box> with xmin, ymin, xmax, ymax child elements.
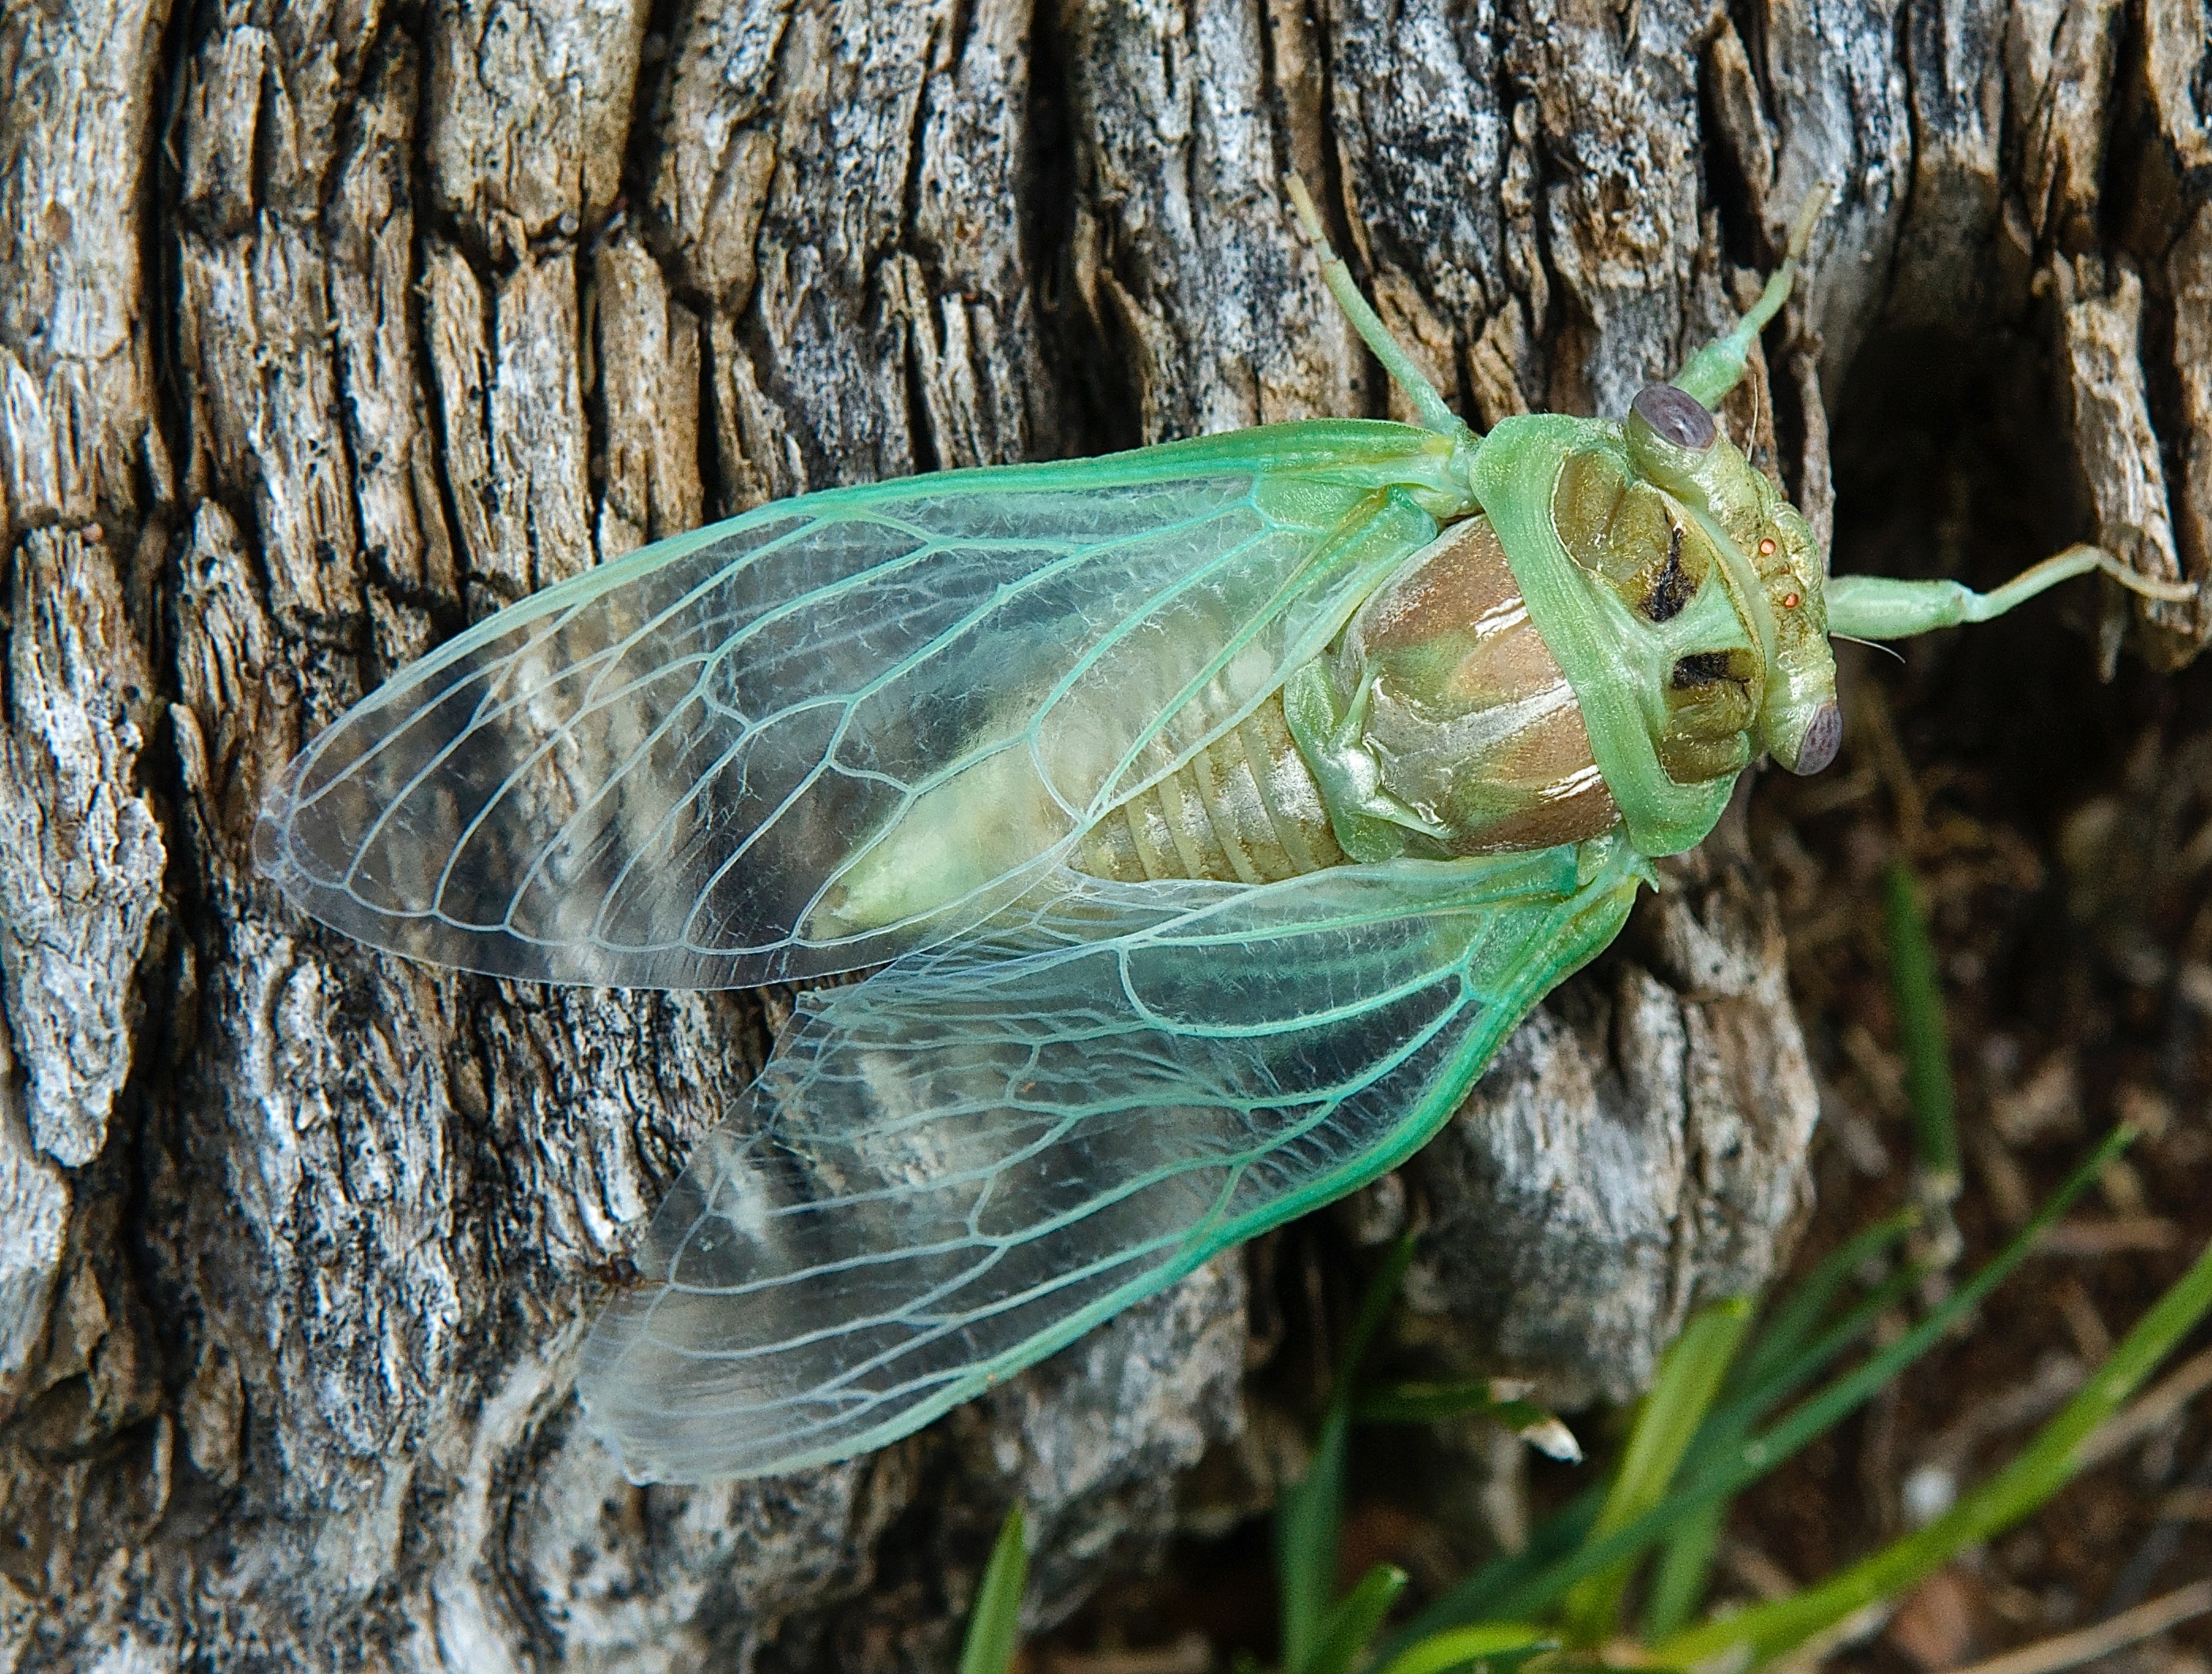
<box><xmin>1423</xmin><ymin>1127</ymin><xmax>2134</xmax><ymax>1626</ymax></box>
<box><xmin>1560</xmin><ymin>1298</ymin><xmax>1753</xmax><ymax>1644</ymax></box>
<box><xmin>1650</xmin><ymin>1231</ymin><xmax>2212</xmax><ymax>1668</ymax></box>
<box><xmin>1278</xmin><ymin>1236</ymin><xmax>1418</xmax><ymax>1672</ymax></box>
<box><xmin>1355</xmin><ymin>1382</ymin><xmax>1581</xmax><ymax>1462</ymax></box>
<box><xmin>959</xmin><ymin>1505</ymin><xmax>1028</xmax><ymax>1674</ymax></box>
<box><xmin>1731</xmin><ymin>1210</ymin><xmax>1918</xmax><ymax>1397</ymax></box>
<box><xmin>1640</xmin><ymin>1217</ymin><xmax>1921</xmax><ymax>1634</ymax></box>
<box><xmin>1302</xmin><ymin>1564</ymin><xmax>1411</xmax><ymax>1674</ymax></box>
<box><xmin>1712</xmin><ymin>1258</ymin><xmax>1925</xmax><ymax>1446</ymax></box>
<box><xmin>1640</xmin><ymin>1496</ymin><xmax>1724</xmax><ymax>1641</ymax></box>
<box><xmin>1386</xmin><ymin>1483</ymin><xmax>1606</xmax><ymax>1653</ymax></box>
<box><xmin>1279</xmin><ymin>1405</ymin><xmax>1353</xmax><ymax>1673</ymax></box>
<box><xmin>1339</xmin><ymin>1235</ymin><xmax>1420</xmax><ymax>1388</ymax></box>
<box><xmin>1375</xmin><ymin>1622</ymin><xmax>1557</xmax><ymax>1674</ymax></box>
<box><xmin>1885</xmin><ymin>859</ymin><xmax>1958</xmax><ymax>1195</ymax></box>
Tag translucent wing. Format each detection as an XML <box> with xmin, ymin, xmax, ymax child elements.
<box><xmin>255</xmin><ymin>423</ymin><xmax>1456</xmax><ymax>987</ymax></box>
<box><xmin>576</xmin><ymin>842</ymin><xmax>1644</xmax><ymax>1482</ymax></box>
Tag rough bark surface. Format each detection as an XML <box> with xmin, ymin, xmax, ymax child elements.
<box><xmin>0</xmin><ymin>0</ymin><xmax>2202</xmax><ymax>1667</ymax></box>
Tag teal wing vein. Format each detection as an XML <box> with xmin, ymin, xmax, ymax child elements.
<box><xmin>575</xmin><ymin>847</ymin><xmax>1644</xmax><ymax>1482</ymax></box>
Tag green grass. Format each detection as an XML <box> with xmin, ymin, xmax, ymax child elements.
<box><xmin>958</xmin><ymin>1505</ymin><xmax>1028</xmax><ymax>1674</ymax></box>
<box><xmin>1885</xmin><ymin>858</ymin><xmax>1958</xmax><ymax>1197</ymax></box>
<box><xmin>953</xmin><ymin>1124</ymin><xmax>2212</xmax><ymax>1673</ymax></box>
<box><xmin>1366</xmin><ymin>1126</ymin><xmax>2208</xmax><ymax>1673</ymax></box>
<box><xmin>1276</xmin><ymin>1236</ymin><xmax>1420</xmax><ymax>1674</ymax></box>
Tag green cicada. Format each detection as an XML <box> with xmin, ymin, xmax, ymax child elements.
<box><xmin>254</xmin><ymin>185</ymin><xmax>2187</xmax><ymax>1484</ymax></box>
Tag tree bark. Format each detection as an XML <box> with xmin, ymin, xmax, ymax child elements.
<box><xmin>0</xmin><ymin>0</ymin><xmax>2202</xmax><ymax>1667</ymax></box>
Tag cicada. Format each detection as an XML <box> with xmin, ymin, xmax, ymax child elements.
<box><xmin>254</xmin><ymin>186</ymin><xmax>2187</xmax><ymax>1483</ymax></box>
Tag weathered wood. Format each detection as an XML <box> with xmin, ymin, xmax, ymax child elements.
<box><xmin>1</xmin><ymin>0</ymin><xmax>2202</xmax><ymax>1666</ymax></box>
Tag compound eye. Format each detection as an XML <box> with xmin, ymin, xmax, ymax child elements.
<box><xmin>1792</xmin><ymin>702</ymin><xmax>1844</xmax><ymax>775</ymax></box>
<box><xmin>1631</xmin><ymin>384</ymin><xmax>1717</xmax><ymax>451</ymax></box>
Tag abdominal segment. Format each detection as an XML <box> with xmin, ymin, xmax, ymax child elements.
<box><xmin>1075</xmin><ymin>696</ymin><xmax>1348</xmax><ymax>883</ymax></box>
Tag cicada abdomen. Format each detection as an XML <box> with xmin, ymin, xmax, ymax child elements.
<box><xmin>1077</xmin><ymin>514</ymin><xmax>1620</xmax><ymax>885</ymax></box>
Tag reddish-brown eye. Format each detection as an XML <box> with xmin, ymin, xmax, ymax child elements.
<box><xmin>1781</xmin><ymin>591</ymin><xmax>1801</xmax><ymax>609</ymax></box>
<box><xmin>1758</xmin><ymin>537</ymin><xmax>1777</xmax><ymax>557</ymax></box>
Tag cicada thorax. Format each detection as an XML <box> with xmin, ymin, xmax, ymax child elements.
<box><xmin>1292</xmin><ymin>515</ymin><xmax>1621</xmax><ymax>859</ymax></box>
<box><xmin>1254</xmin><ymin>390</ymin><xmax>1847</xmax><ymax>876</ymax></box>
<box><xmin>1326</xmin><ymin>517</ymin><xmax>1621</xmax><ymax>853</ymax></box>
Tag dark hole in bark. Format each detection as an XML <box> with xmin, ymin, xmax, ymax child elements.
<box><xmin>1825</xmin><ymin>324</ymin><xmax>2130</xmax><ymax>786</ymax></box>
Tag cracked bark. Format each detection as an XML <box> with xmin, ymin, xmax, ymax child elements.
<box><xmin>1</xmin><ymin>0</ymin><xmax>2203</xmax><ymax>1667</ymax></box>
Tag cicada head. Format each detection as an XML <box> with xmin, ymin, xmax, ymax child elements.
<box><xmin>1551</xmin><ymin>384</ymin><xmax>1841</xmax><ymax>787</ymax></box>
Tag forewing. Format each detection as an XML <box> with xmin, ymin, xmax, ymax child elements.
<box><xmin>255</xmin><ymin>426</ymin><xmax>1450</xmax><ymax>987</ymax></box>
<box><xmin>576</xmin><ymin>845</ymin><xmax>1644</xmax><ymax>1482</ymax></box>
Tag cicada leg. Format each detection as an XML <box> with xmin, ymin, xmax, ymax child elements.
<box><xmin>1283</xmin><ymin>173</ymin><xmax>1469</xmax><ymax>441</ymax></box>
<box><xmin>1828</xmin><ymin>543</ymin><xmax>2199</xmax><ymax>641</ymax></box>
<box><xmin>1670</xmin><ymin>188</ymin><xmax>1832</xmax><ymax>410</ymax></box>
